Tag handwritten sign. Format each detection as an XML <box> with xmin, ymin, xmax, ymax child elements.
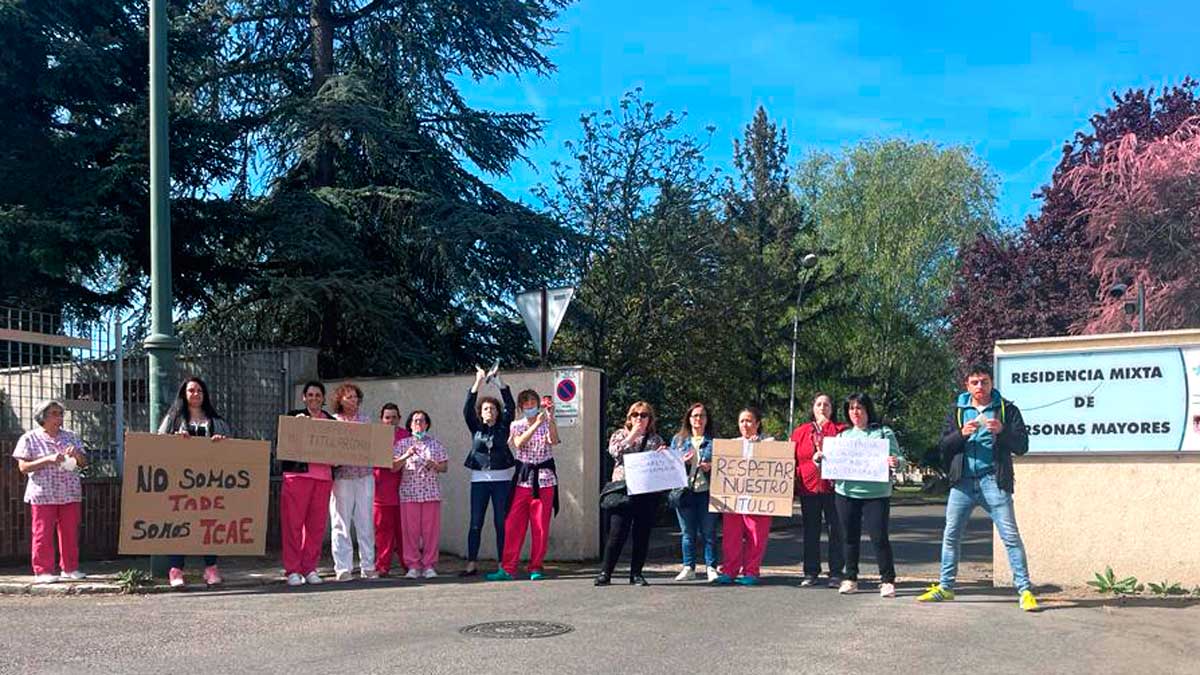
<box><xmin>819</xmin><ymin>436</ymin><xmax>890</xmax><ymax>482</ymax></box>
<box><xmin>709</xmin><ymin>439</ymin><xmax>796</xmax><ymax>517</ymax></box>
<box><xmin>119</xmin><ymin>433</ymin><xmax>270</xmax><ymax>555</ymax></box>
<box><xmin>624</xmin><ymin>450</ymin><xmax>688</xmax><ymax>495</ymax></box>
<box><xmin>275</xmin><ymin>415</ymin><xmax>394</xmax><ymax>467</ymax></box>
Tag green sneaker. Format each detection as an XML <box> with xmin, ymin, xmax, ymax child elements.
<box><xmin>917</xmin><ymin>584</ymin><xmax>955</xmax><ymax>602</ymax></box>
<box><xmin>529</xmin><ymin>571</ymin><xmax>545</xmax><ymax>581</ymax></box>
<box><xmin>1019</xmin><ymin>590</ymin><xmax>1040</xmax><ymax>612</ymax></box>
<box><xmin>485</xmin><ymin>569</ymin><xmax>514</xmax><ymax>582</ymax></box>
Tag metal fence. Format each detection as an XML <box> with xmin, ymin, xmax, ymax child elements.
<box><xmin>0</xmin><ymin>306</ymin><xmax>319</xmax><ymax>472</ymax></box>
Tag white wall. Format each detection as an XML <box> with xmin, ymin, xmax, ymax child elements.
<box><xmin>323</xmin><ymin>367</ymin><xmax>603</xmax><ymax>561</ymax></box>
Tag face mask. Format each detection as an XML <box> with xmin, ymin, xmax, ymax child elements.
<box><xmin>413</xmin><ymin>430</ymin><xmax>426</xmax><ymax>440</ymax></box>
<box><xmin>522</xmin><ymin>407</ymin><xmax>538</xmax><ymax>419</ymax></box>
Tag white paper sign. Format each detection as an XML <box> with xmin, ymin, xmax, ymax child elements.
<box><xmin>624</xmin><ymin>450</ymin><xmax>688</xmax><ymax>495</ymax></box>
<box><xmin>820</xmin><ymin>437</ymin><xmax>890</xmax><ymax>482</ymax></box>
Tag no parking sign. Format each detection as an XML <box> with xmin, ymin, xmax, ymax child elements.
<box><xmin>553</xmin><ymin>369</ymin><xmax>580</xmax><ymax>419</ymax></box>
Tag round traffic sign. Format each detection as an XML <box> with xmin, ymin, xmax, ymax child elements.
<box><xmin>556</xmin><ymin>378</ymin><xmax>577</xmax><ymax>402</ymax></box>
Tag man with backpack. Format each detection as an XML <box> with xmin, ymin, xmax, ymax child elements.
<box><xmin>919</xmin><ymin>363</ymin><xmax>1040</xmax><ymax>611</ymax></box>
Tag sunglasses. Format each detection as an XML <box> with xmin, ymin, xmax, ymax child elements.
<box><xmin>628</xmin><ymin>412</ymin><xmax>651</xmax><ymax>419</ymax></box>
<box><xmin>690</xmin><ymin>413</ymin><xmax>707</xmax><ymax>418</ymax></box>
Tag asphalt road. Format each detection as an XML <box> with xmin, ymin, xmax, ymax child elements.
<box><xmin>1</xmin><ymin>504</ymin><xmax>1195</xmax><ymax>674</ymax></box>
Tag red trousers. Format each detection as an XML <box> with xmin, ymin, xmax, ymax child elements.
<box><xmin>373</xmin><ymin>504</ymin><xmax>404</xmax><ymax>574</ymax></box>
<box><xmin>722</xmin><ymin>513</ymin><xmax>771</xmax><ymax>578</ymax></box>
<box><xmin>30</xmin><ymin>502</ymin><xmax>81</xmax><ymax>575</ymax></box>
<box><xmin>281</xmin><ymin>475</ymin><xmax>333</xmax><ymax>575</ymax></box>
<box><xmin>501</xmin><ymin>486</ymin><xmax>555</xmax><ymax>574</ymax></box>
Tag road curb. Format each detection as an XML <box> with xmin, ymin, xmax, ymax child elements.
<box><xmin>0</xmin><ymin>577</ymin><xmax>285</xmax><ymax>596</ymax></box>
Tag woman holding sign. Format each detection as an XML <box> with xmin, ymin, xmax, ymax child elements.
<box><xmin>158</xmin><ymin>377</ymin><xmax>231</xmax><ymax>587</ymax></box>
<box><xmin>487</xmin><ymin>389</ymin><xmax>560</xmax><ymax>582</ymax></box>
<box><xmin>822</xmin><ymin>392</ymin><xmax>904</xmax><ymax>598</ymax></box>
<box><xmin>715</xmin><ymin>407</ymin><xmax>774</xmax><ymax>586</ymax></box>
<box><xmin>329</xmin><ymin>382</ymin><xmax>376</xmax><ymax>581</ymax></box>
<box><xmin>790</xmin><ymin>393</ymin><xmax>846</xmax><ymax>588</ymax></box>
<box><xmin>281</xmin><ymin>381</ymin><xmax>335</xmax><ymax>587</ymax></box>
<box><xmin>396</xmin><ymin>410</ymin><xmax>449</xmax><ymax>579</ymax></box>
<box><xmin>669</xmin><ymin>402</ymin><xmax>719</xmax><ymax>583</ymax></box>
<box><xmin>595</xmin><ymin>401</ymin><xmax>668</xmax><ymax>587</ymax></box>
<box><xmin>12</xmin><ymin>400</ymin><xmax>88</xmax><ymax>584</ymax></box>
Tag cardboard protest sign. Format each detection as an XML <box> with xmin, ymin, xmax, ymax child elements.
<box><xmin>709</xmin><ymin>439</ymin><xmax>796</xmax><ymax>517</ymax></box>
<box><xmin>624</xmin><ymin>449</ymin><xmax>688</xmax><ymax>495</ymax></box>
<box><xmin>819</xmin><ymin>436</ymin><xmax>890</xmax><ymax>482</ymax></box>
<box><xmin>119</xmin><ymin>433</ymin><xmax>270</xmax><ymax>555</ymax></box>
<box><xmin>275</xmin><ymin>415</ymin><xmax>394</xmax><ymax>467</ymax></box>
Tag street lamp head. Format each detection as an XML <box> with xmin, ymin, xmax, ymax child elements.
<box><xmin>801</xmin><ymin>253</ymin><xmax>818</xmax><ymax>269</ymax></box>
<box><xmin>1107</xmin><ymin>282</ymin><xmax>1128</xmax><ymax>299</ymax></box>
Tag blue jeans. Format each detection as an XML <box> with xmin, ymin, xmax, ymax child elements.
<box><xmin>675</xmin><ymin>490</ymin><xmax>718</xmax><ymax>567</ymax></box>
<box><xmin>467</xmin><ymin>480</ymin><xmax>511</xmax><ymax>561</ymax></box>
<box><xmin>940</xmin><ymin>473</ymin><xmax>1031</xmax><ymax>593</ymax></box>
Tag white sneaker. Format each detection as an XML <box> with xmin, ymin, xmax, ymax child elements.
<box><xmin>61</xmin><ymin>570</ymin><xmax>87</xmax><ymax>581</ymax></box>
<box><xmin>305</xmin><ymin>572</ymin><xmax>323</xmax><ymax>585</ymax></box>
<box><xmin>674</xmin><ymin>566</ymin><xmax>696</xmax><ymax>581</ymax></box>
<box><xmin>361</xmin><ymin>569</ymin><xmax>379</xmax><ymax>580</ymax></box>
<box><xmin>838</xmin><ymin>579</ymin><xmax>859</xmax><ymax>594</ymax></box>
<box><xmin>334</xmin><ymin>570</ymin><xmax>353</xmax><ymax>582</ymax></box>
<box><xmin>706</xmin><ymin>567</ymin><xmax>720</xmax><ymax>583</ymax></box>
<box><xmin>422</xmin><ymin>568</ymin><xmax>438</xmax><ymax>579</ymax></box>
<box><xmin>286</xmin><ymin>573</ymin><xmax>305</xmax><ymax>587</ymax></box>
<box><xmin>405</xmin><ymin>568</ymin><xmax>421</xmax><ymax>579</ymax></box>
<box><xmin>880</xmin><ymin>582</ymin><xmax>896</xmax><ymax>598</ymax></box>
<box><xmin>33</xmin><ymin>574</ymin><xmax>59</xmax><ymax>584</ymax></box>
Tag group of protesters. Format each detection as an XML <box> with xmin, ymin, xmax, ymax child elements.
<box><xmin>10</xmin><ymin>361</ymin><xmax>1039</xmax><ymax>610</ymax></box>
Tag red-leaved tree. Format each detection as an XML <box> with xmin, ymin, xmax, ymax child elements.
<box><xmin>1066</xmin><ymin>118</ymin><xmax>1200</xmax><ymax>332</ymax></box>
<box><xmin>949</xmin><ymin>78</ymin><xmax>1200</xmax><ymax>368</ymax></box>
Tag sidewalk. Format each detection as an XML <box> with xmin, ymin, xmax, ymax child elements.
<box><xmin>0</xmin><ymin>501</ymin><xmax>978</xmax><ymax>596</ymax></box>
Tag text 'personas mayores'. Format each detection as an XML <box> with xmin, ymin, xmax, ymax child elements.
<box><xmin>1010</xmin><ymin>366</ymin><xmax>1163</xmax><ymax>384</ymax></box>
<box><xmin>1029</xmin><ymin>421</ymin><xmax>1173</xmax><ymax>436</ymax></box>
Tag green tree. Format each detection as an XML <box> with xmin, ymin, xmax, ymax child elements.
<box><xmin>802</xmin><ymin>140</ymin><xmax>999</xmax><ymax>458</ymax></box>
<box><xmin>539</xmin><ymin>90</ymin><xmax>728</xmax><ymax>426</ymax></box>
<box><xmin>0</xmin><ymin>1</ymin><xmax>247</xmax><ymax>319</ymax></box>
<box><xmin>717</xmin><ymin>106</ymin><xmax>834</xmax><ymax>434</ymax></box>
<box><xmin>178</xmin><ymin>0</ymin><xmax>577</xmax><ymax>376</ymax></box>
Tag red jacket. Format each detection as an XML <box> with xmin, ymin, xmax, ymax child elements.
<box><xmin>791</xmin><ymin>419</ymin><xmax>847</xmax><ymax>496</ymax></box>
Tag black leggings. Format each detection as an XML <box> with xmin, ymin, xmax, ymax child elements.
<box><xmin>836</xmin><ymin>494</ymin><xmax>895</xmax><ymax>583</ymax></box>
<box><xmin>602</xmin><ymin>492</ymin><xmax>660</xmax><ymax>578</ymax></box>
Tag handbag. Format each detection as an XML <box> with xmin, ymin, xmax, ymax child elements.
<box><xmin>600</xmin><ymin>480</ymin><xmax>629</xmax><ymax>510</ymax></box>
<box><xmin>600</xmin><ymin>433</ymin><xmax>651</xmax><ymax>510</ymax></box>
<box><xmin>668</xmin><ymin>443</ymin><xmax>709</xmax><ymax>509</ymax></box>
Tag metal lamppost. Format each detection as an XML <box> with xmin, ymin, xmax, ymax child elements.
<box><xmin>787</xmin><ymin>254</ymin><xmax>819</xmax><ymax>432</ymax></box>
<box><xmin>1108</xmin><ymin>281</ymin><xmax>1146</xmax><ymax>332</ymax></box>
<box><xmin>143</xmin><ymin>0</ymin><xmax>179</xmax><ymax>576</ymax></box>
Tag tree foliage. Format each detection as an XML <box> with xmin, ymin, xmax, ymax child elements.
<box><xmin>803</xmin><ymin>140</ymin><xmax>998</xmax><ymax>456</ymax></box>
<box><xmin>949</xmin><ymin>79</ymin><xmax>1200</xmax><ymax>366</ymax></box>
<box><xmin>1066</xmin><ymin>117</ymin><xmax>1200</xmax><ymax>332</ymax></box>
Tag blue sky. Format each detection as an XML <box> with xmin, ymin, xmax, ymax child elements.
<box><xmin>460</xmin><ymin>0</ymin><xmax>1199</xmax><ymax>226</ymax></box>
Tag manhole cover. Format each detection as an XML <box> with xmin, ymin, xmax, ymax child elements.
<box><xmin>459</xmin><ymin>620</ymin><xmax>574</xmax><ymax>639</ymax></box>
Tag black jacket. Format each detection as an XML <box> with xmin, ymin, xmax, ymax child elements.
<box><xmin>279</xmin><ymin>407</ymin><xmax>335</xmax><ymax>474</ymax></box>
<box><xmin>936</xmin><ymin>396</ymin><xmax>1029</xmax><ymax>493</ymax></box>
<box><xmin>463</xmin><ymin>386</ymin><xmax>517</xmax><ymax>472</ymax></box>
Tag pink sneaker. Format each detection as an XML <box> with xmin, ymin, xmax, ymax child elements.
<box><xmin>168</xmin><ymin>567</ymin><xmax>185</xmax><ymax>588</ymax></box>
<box><xmin>203</xmin><ymin>565</ymin><xmax>223</xmax><ymax>586</ymax></box>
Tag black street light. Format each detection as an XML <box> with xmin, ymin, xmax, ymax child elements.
<box><xmin>788</xmin><ymin>253</ymin><xmax>819</xmax><ymax>432</ymax></box>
